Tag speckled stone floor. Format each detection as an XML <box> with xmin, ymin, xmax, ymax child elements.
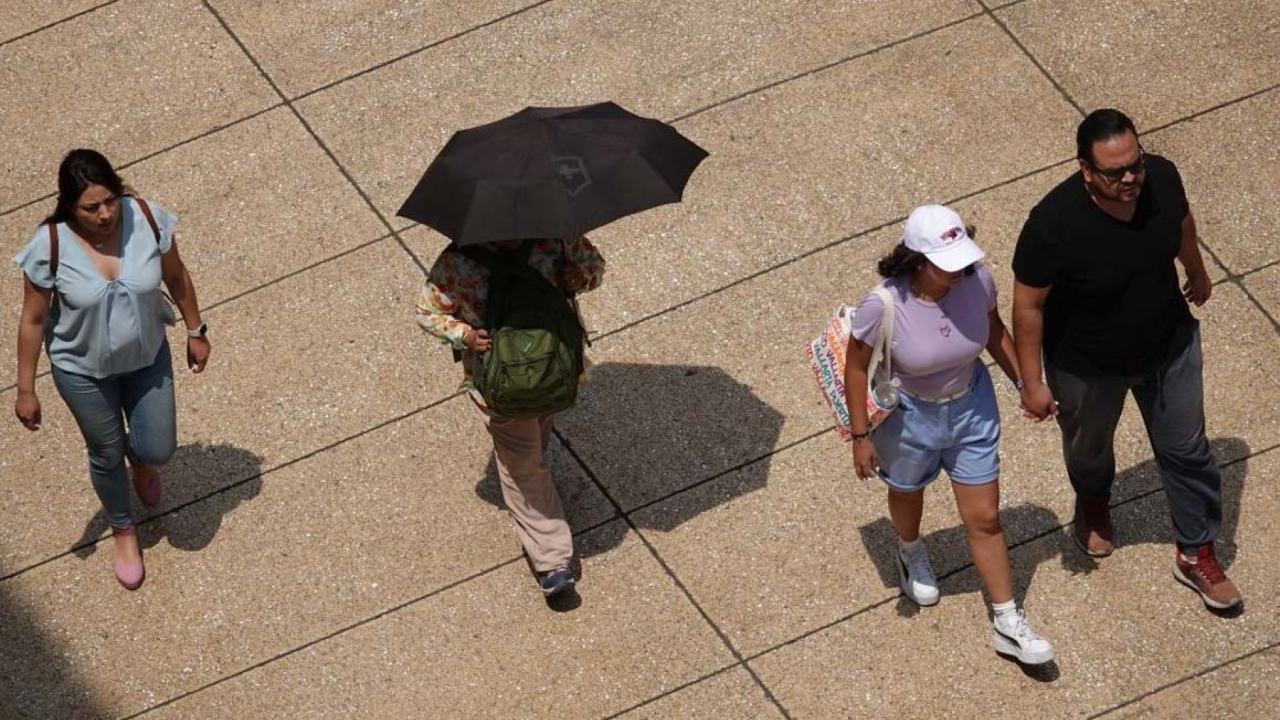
<box><xmin>2</xmin><ymin>1</ymin><xmax>1278</xmax><ymax>718</ymax></box>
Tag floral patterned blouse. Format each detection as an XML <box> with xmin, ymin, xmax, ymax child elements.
<box><xmin>415</xmin><ymin>237</ymin><xmax>606</xmax><ymax>381</ymax></box>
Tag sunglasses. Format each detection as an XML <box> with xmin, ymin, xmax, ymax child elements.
<box><xmin>1089</xmin><ymin>149</ymin><xmax>1145</xmax><ymax>183</ymax></box>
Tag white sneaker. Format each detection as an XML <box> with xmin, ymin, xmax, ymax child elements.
<box><xmin>992</xmin><ymin>610</ymin><xmax>1054</xmax><ymax>665</ymax></box>
<box><xmin>896</xmin><ymin>540</ymin><xmax>940</xmax><ymax>606</ymax></box>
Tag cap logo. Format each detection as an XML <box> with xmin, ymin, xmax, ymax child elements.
<box><xmin>938</xmin><ymin>226</ymin><xmax>964</xmax><ymax>245</ymax></box>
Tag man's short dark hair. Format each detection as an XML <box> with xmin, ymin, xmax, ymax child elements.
<box><xmin>1076</xmin><ymin>109</ymin><xmax>1137</xmax><ymax>164</ymax></box>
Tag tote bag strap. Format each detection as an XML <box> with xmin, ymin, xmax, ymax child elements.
<box><xmin>868</xmin><ymin>285</ymin><xmax>894</xmax><ymax>377</ymax></box>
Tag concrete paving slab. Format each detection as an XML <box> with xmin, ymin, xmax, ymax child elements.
<box><xmin>0</xmin><ymin>240</ymin><xmax>458</xmax><ymax>573</ymax></box>
<box><xmin>295</xmin><ymin>1</ymin><xmax>1012</xmax><ymax>235</ymax></box>
<box><xmin>1196</xmin><ymin>284</ymin><xmax>1280</xmax><ymax>456</ymax></box>
<box><xmin>538</xmin><ymin>15</ymin><xmax>1082</xmax><ymax>337</ymax></box>
<box><xmin>397</xmin><ymin>222</ymin><xmax>447</xmax><ymax>277</ymax></box>
<box><xmin>139</xmin><ymin>522</ymin><xmax>737</xmax><ymax>720</ymax></box>
<box><xmin>631</xmin><ymin>430</ymin><xmax>1041</xmax><ymax>657</ymax></box>
<box><xmin>996</xmin><ymin>0</ymin><xmax>1280</xmax><ymax>128</ymax></box>
<box><xmin>1140</xmin><ymin>89</ymin><xmax>1280</xmax><ymax>275</ymax></box>
<box><xmin>0</xmin><ymin>394</ymin><xmax>610</xmax><ymax>719</ymax></box>
<box><xmin>0</xmin><ymin>0</ymin><xmax>279</xmax><ymax>213</ymax></box>
<box><xmin>750</xmin><ymin>445</ymin><xmax>1277</xmax><ymax>717</ymax></box>
<box><xmin>1242</xmin><ymin>265</ymin><xmax>1280</xmax><ymax>333</ymax></box>
<box><xmin>611</xmin><ymin>666</ymin><xmax>786</xmax><ymax>720</ymax></box>
<box><xmin>208</xmin><ymin>0</ymin><xmax>537</xmax><ymax>97</ymax></box>
<box><xmin>1</xmin><ymin>201</ymin><xmax>53</xmax><ymax>392</ymax></box>
<box><xmin>1105</xmin><ymin>646</ymin><xmax>1280</xmax><ymax>720</ymax></box>
<box><xmin>105</xmin><ymin>107</ymin><xmax>392</xmax><ymax>305</ymax></box>
<box><xmin>3</xmin><ymin>0</ymin><xmax>1278</xmax><ymax>717</ymax></box>
<box><xmin>0</xmin><ymin>0</ymin><xmax>104</xmax><ymax>44</ymax></box>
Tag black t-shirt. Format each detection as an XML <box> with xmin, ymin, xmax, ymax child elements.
<box><xmin>1012</xmin><ymin>154</ymin><xmax>1194</xmax><ymax>375</ymax></box>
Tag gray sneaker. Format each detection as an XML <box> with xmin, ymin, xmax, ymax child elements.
<box><xmin>896</xmin><ymin>540</ymin><xmax>940</xmax><ymax>606</ymax></box>
<box><xmin>993</xmin><ymin>610</ymin><xmax>1054</xmax><ymax>665</ymax></box>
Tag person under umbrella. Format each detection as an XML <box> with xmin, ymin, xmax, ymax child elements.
<box><xmin>407</xmin><ymin>102</ymin><xmax>705</xmax><ymax>599</ymax></box>
<box><xmin>415</xmin><ymin>237</ymin><xmax>603</xmax><ymax>598</ymax></box>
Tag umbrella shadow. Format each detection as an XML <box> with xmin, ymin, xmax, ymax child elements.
<box><xmin>475</xmin><ymin>362</ymin><xmax>785</xmax><ymax>585</ymax></box>
<box><xmin>72</xmin><ymin>442</ymin><xmax>265</xmax><ymax>557</ymax></box>
<box><xmin>857</xmin><ymin>436</ymin><xmax>1251</xmax><ymax>618</ymax></box>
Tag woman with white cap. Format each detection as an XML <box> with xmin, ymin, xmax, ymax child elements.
<box><xmin>843</xmin><ymin>204</ymin><xmax>1054</xmax><ymax>665</ymax></box>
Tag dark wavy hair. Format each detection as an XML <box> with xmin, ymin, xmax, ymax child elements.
<box><xmin>40</xmin><ymin>149</ymin><xmax>127</xmax><ymax>226</ymax></box>
<box><xmin>1076</xmin><ymin>109</ymin><xmax>1137</xmax><ymax>165</ymax></box>
<box><xmin>877</xmin><ymin>225</ymin><xmax>978</xmax><ymax>278</ymax></box>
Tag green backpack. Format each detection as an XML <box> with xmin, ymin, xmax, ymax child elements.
<box><xmin>453</xmin><ymin>242</ymin><xmax>586</xmax><ymax>418</ymax></box>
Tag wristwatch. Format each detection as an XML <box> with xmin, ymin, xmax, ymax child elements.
<box><xmin>187</xmin><ymin>322</ymin><xmax>208</xmax><ymax>339</ymax></box>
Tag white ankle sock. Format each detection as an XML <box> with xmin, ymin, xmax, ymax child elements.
<box><xmin>992</xmin><ymin>599</ymin><xmax>1018</xmax><ymax>619</ymax></box>
<box><xmin>898</xmin><ymin>537</ymin><xmax>923</xmax><ymax>552</ymax></box>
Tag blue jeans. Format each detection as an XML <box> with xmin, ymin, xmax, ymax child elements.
<box><xmin>51</xmin><ymin>342</ymin><xmax>176</xmax><ymax>528</ymax></box>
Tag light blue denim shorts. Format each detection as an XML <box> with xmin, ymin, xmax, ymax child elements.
<box><xmin>872</xmin><ymin>360</ymin><xmax>1001</xmax><ymax>491</ymax></box>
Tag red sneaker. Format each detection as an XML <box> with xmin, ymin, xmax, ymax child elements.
<box><xmin>1174</xmin><ymin>545</ymin><xmax>1241</xmax><ymax>611</ymax></box>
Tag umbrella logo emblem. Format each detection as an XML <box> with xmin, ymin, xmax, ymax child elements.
<box><xmin>553</xmin><ymin>155</ymin><xmax>592</xmax><ymax>197</ymax></box>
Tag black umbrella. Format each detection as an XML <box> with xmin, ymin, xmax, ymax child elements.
<box><xmin>396</xmin><ymin>102</ymin><xmax>709</xmax><ymax>245</ymax></box>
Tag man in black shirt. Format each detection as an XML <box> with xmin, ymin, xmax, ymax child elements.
<box><xmin>1011</xmin><ymin>108</ymin><xmax>1241</xmax><ymax>612</ymax></box>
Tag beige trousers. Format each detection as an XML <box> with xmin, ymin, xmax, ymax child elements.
<box><xmin>474</xmin><ymin>401</ymin><xmax>573</xmax><ymax>573</ymax></box>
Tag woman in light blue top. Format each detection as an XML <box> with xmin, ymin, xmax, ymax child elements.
<box><xmin>13</xmin><ymin>149</ymin><xmax>211</xmax><ymax>590</ymax></box>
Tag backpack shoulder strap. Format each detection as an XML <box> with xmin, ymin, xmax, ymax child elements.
<box><xmin>133</xmin><ymin>197</ymin><xmax>162</xmax><ymax>243</ymax></box>
<box><xmin>449</xmin><ymin>244</ymin><xmax>499</xmax><ymax>270</ymax></box>
<box><xmin>48</xmin><ymin>222</ymin><xmax>60</xmax><ymax>277</ymax></box>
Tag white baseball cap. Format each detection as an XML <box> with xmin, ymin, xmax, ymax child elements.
<box><xmin>902</xmin><ymin>204</ymin><xmax>985</xmax><ymax>272</ymax></box>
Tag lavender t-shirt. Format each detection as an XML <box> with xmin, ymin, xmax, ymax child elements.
<box><xmin>850</xmin><ymin>264</ymin><xmax>997</xmax><ymax>398</ymax></box>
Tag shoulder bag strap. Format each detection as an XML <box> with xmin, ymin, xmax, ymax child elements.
<box><xmin>48</xmin><ymin>222</ymin><xmax>60</xmax><ymax>277</ymax></box>
<box><xmin>449</xmin><ymin>243</ymin><xmax>499</xmax><ymax>271</ymax></box>
<box><xmin>133</xmin><ymin>197</ymin><xmax>162</xmax><ymax>243</ymax></box>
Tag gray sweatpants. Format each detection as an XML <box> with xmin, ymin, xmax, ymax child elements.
<box><xmin>1047</xmin><ymin>322</ymin><xmax>1221</xmax><ymax>551</ymax></box>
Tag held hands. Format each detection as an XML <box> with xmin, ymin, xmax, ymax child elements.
<box><xmin>852</xmin><ymin>437</ymin><xmax>879</xmax><ymax>480</ymax></box>
<box><xmin>1019</xmin><ymin>382</ymin><xmax>1058</xmax><ymax>422</ymax></box>
<box><xmin>1182</xmin><ymin>269</ymin><xmax>1212</xmax><ymax>307</ymax></box>
<box><xmin>462</xmin><ymin>327</ymin><xmax>491</xmax><ymax>352</ymax></box>
<box><xmin>14</xmin><ymin>391</ymin><xmax>41</xmax><ymax>431</ymax></box>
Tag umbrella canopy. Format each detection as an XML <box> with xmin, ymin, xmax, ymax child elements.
<box><xmin>397</xmin><ymin>102</ymin><xmax>709</xmax><ymax>245</ymax></box>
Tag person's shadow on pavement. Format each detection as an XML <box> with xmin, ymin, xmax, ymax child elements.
<box><xmin>474</xmin><ymin>362</ymin><xmax>786</xmax><ymax>609</ymax></box>
<box><xmin>1073</xmin><ymin>436</ymin><xmax>1251</xmax><ymax>617</ymax></box>
<box><xmin>856</xmin><ymin>436</ymin><xmax>1251</xmax><ymax>677</ymax></box>
<box><xmin>72</xmin><ymin>441</ymin><xmax>265</xmax><ymax>557</ymax></box>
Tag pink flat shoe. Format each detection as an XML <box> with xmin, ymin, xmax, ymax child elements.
<box><xmin>132</xmin><ymin>468</ymin><xmax>163</xmax><ymax>508</ymax></box>
<box><xmin>111</xmin><ymin>526</ymin><xmax>145</xmax><ymax>591</ymax></box>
